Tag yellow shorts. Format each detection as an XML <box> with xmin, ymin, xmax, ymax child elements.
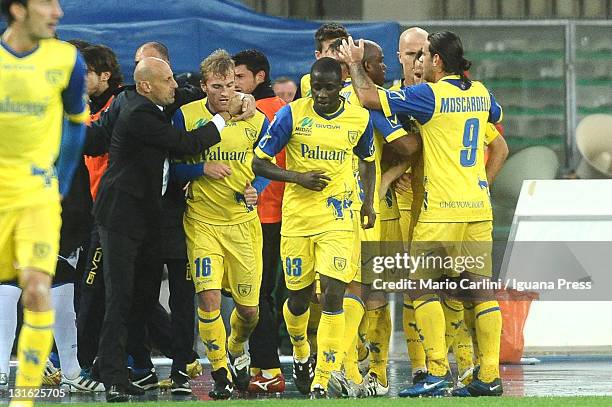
<box><xmin>381</xmin><ymin>218</ymin><xmax>402</xmax><ymax>242</ymax></box>
<box><xmin>281</xmin><ymin>229</ymin><xmax>356</xmax><ymax>291</ymax></box>
<box><xmin>410</xmin><ymin>220</ymin><xmax>493</xmax><ymax>280</ymax></box>
<box><xmin>0</xmin><ymin>201</ymin><xmax>62</xmax><ymax>282</ymax></box>
<box><xmin>352</xmin><ymin>210</ymin><xmax>381</xmax><ymax>285</ymax></box>
<box><xmin>184</xmin><ymin>215</ymin><xmax>263</xmax><ymax>306</ymax></box>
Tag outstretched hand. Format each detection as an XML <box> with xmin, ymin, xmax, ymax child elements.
<box><xmin>338</xmin><ymin>36</ymin><xmax>364</xmax><ymax>65</ymax></box>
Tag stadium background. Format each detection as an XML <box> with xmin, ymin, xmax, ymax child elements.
<box><xmin>1</xmin><ymin>0</ymin><xmax>611</xmax><ymax>402</ymax></box>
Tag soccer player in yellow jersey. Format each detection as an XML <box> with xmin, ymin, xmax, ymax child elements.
<box><xmin>391</xmin><ymin>27</ymin><xmax>431</xmax><ymax>385</ymax></box>
<box><xmin>0</xmin><ymin>1</ymin><xmax>88</xmax><ymax>406</ymax></box>
<box><xmin>299</xmin><ymin>23</ymin><xmax>350</xmax><ymax>98</ymax></box>
<box><xmin>253</xmin><ymin>57</ymin><xmax>376</xmax><ymax>399</ymax></box>
<box><xmin>340</xmin><ymin>31</ymin><xmax>509</xmax><ymax>397</ymax></box>
<box><xmin>171</xmin><ymin>50</ymin><xmax>269</xmax><ymax>399</ymax></box>
<box><xmin>330</xmin><ymin>40</ymin><xmax>419</xmax><ymax>397</ymax></box>
<box><xmin>406</xmin><ymin>49</ymin><xmax>508</xmax><ymax>393</ymax></box>
<box><xmin>299</xmin><ymin>27</ymin><xmax>352</xmax><ymax>358</ymax></box>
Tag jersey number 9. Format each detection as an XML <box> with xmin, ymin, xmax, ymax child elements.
<box><xmin>460</xmin><ymin>118</ymin><xmax>479</xmax><ymax>167</ymax></box>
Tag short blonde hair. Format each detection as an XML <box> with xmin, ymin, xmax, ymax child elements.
<box><xmin>200</xmin><ymin>49</ymin><xmax>235</xmax><ymax>83</ymax></box>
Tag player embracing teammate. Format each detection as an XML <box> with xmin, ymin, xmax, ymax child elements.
<box><xmin>338</xmin><ymin>29</ymin><xmax>508</xmax><ymax>398</ymax></box>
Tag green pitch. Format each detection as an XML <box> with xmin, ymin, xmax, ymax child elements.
<box><xmin>46</xmin><ymin>396</ymin><xmax>612</xmax><ymax>407</ymax></box>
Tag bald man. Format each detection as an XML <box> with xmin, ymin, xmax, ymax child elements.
<box><xmin>390</xmin><ymin>28</ymin><xmax>432</xmax><ymax>388</ymax></box>
<box><xmin>92</xmin><ymin>56</ymin><xmax>238</xmax><ymax>402</ymax></box>
<box><xmin>397</xmin><ymin>27</ymin><xmax>428</xmax><ymax>88</ymax></box>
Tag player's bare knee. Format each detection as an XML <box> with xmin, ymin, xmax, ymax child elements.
<box><xmin>321</xmin><ymin>291</ymin><xmax>343</xmax><ymax>312</ymax></box>
<box><xmin>21</xmin><ymin>280</ymin><xmax>51</xmax><ymax>311</ymax></box>
<box><xmin>198</xmin><ymin>289</ymin><xmax>221</xmax><ymax>312</ymax></box>
<box><xmin>236</xmin><ymin>305</ymin><xmax>259</xmax><ymax>322</ymax></box>
<box><xmin>287</xmin><ymin>294</ymin><xmax>309</xmax><ymax>316</ymax></box>
<box><xmin>346</xmin><ymin>281</ymin><xmax>366</xmax><ymax>300</ymax></box>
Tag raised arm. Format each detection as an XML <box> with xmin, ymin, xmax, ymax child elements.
<box><xmin>337</xmin><ymin>36</ymin><xmax>383</xmax><ymax>110</ymax></box>
<box><xmin>131</xmin><ymin>104</ymin><xmax>225</xmax><ymax>156</ymax></box>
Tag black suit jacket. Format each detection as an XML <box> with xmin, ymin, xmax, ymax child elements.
<box><xmin>93</xmin><ymin>89</ymin><xmax>220</xmax><ymax>239</ymax></box>
<box><xmin>84</xmin><ymin>84</ymin><xmax>205</xmax><ymax>157</ymax></box>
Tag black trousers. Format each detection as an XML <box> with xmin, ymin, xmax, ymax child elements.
<box><xmin>165</xmin><ymin>259</ymin><xmax>195</xmax><ymax>375</ymax></box>
<box><xmin>145</xmin><ymin>294</ymin><xmax>197</xmax><ymax>374</ymax></box>
<box><xmin>97</xmin><ymin>226</ymin><xmax>162</xmax><ymax>387</ymax></box>
<box><xmin>142</xmin><ymin>259</ymin><xmax>197</xmax><ymax>373</ymax></box>
<box><xmin>249</xmin><ymin>222</ymin><xmax>282</xmax><ymax>369</ymax></box>
<box><xmin>77</xmin><ymin>227</ymin><xmax>105</xmax><ymax>369</ymax></box>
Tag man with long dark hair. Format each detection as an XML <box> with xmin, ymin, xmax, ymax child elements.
<box><xmin>339</xmin><ymin>30</ymin><xmax>508</xmax><ymax>397</ymax></box>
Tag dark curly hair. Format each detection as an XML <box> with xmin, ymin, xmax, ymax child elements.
<box><xmin>232</xmin><ymin>49</ymin><xmax>271</xmax><ymax>85</ymax></box>
<box><xmin>82</xmin><ymin>45</ymin><xmax>124</xmax><ymax>90</ymax></box>
<box><xmin>314</xmin><ymin>22</ymin><xmax>349</xmax><ymax>52</ymax></box>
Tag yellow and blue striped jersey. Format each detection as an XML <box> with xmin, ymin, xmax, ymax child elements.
<box><xmin>255</xmin><ymin>97</ymin><xmax>374</xmax><ymax>237</ymax></box>
<box><xmin>173</xmin><ymin>98</ymin><xmax>269</xmax><ymax>225</ymax></box>
<box><xmin>341</xmin><ymin>81</ymin><xmax>405</xmax><ymax>220</ymax></box>
<box><xmin>380</xmin><ymin>75</ymin><xmax>503</xmax><ymax>222</ymax></box>
<box><xmin>0</xmin><ymin>38</ymin><xmax>88</xmax><ymax>211</ymax></box>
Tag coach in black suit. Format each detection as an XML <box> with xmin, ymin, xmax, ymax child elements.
<box><xmin>93</xmin><ymin>57</ymin><xmax>238</xmax><ymax>402</ymax></box>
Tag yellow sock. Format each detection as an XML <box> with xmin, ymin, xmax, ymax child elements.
<box><xmin>250</xmin><ymin>367</ymin><xmax>261</xmax><ymax>376</ymax></box>
<box><xmin>357</xmin><ymin>310</ymin><xmax>369</xmax><ymax>362</ymax></box>
<box><xmin>464</xmin><ymin>302</ymin><xmax>479</xmax><ymax>365</ymax></box>
<box><xmin>403</xmin><ymin>300</ymin><xmax>426</xmax><ymax>373</ymax></box>
<box><xmin>228</xmin><ymin>308</ymin><xmax>259</xmax><ymax>357</ymax></box>
<box><xmin>443</xmin><ymin>299</ymin><xmax>474</xmax><ymax>375</ymax></box>
<box><xmin>344</xmin><ymin>336</ymin><xmax>362</xmax><ymax>384</ymax></box>
<box><xmin>366</xmin><ymin>304</ymin><xmax>391</xmax><ymax>386</ymax></box>
<box><xmin>14</xmin><ymin>309</ymin><xmax>54</xmax><ymax>405</ymax></box>
<box><xmin>313</xmin><ymin>311</ymin><xmax>345</xmax><ymax>390</ymax></box>
<box><xmin>283</xmin><ymin>300</ymin><xmax>310</xmax><ymax>361</ymax></box>
<box><xmin>197</xmin><ymin>308</ymin><xmax>228</xmax><ymax>374</ymax></box>
<box><xmin>454</xmin><ymin>323</ymin><xmax>475</xmax><ymax>381</ymax></box>
<box><xmin>307</xmin><ymin>302</ymin><xmax>321</xmax><ymax>355</ymax></box>
<box><xmin>342</xmin><ymin>295</ymin><xmax>365</xmax><ymax>384</ymax></box>
<box><xmin>474</xmin><ymin>301</ymin><xmax>502</xmax><ymax>382</ymax></box>
<box><xmin>414</xmin><ymin>294</ymin><xmax>448</xmax><ymax>377</ymax></box>
<box><xmin>442</xmin><ymin>299</ymin><xmax>463</xmax><ymax>349</ymax></box>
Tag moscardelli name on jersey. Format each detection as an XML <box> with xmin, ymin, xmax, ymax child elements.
<box><xmin>439</xmin><ymin>96</ymin><xmax>490</xmax><ymax>114</ymax></box>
